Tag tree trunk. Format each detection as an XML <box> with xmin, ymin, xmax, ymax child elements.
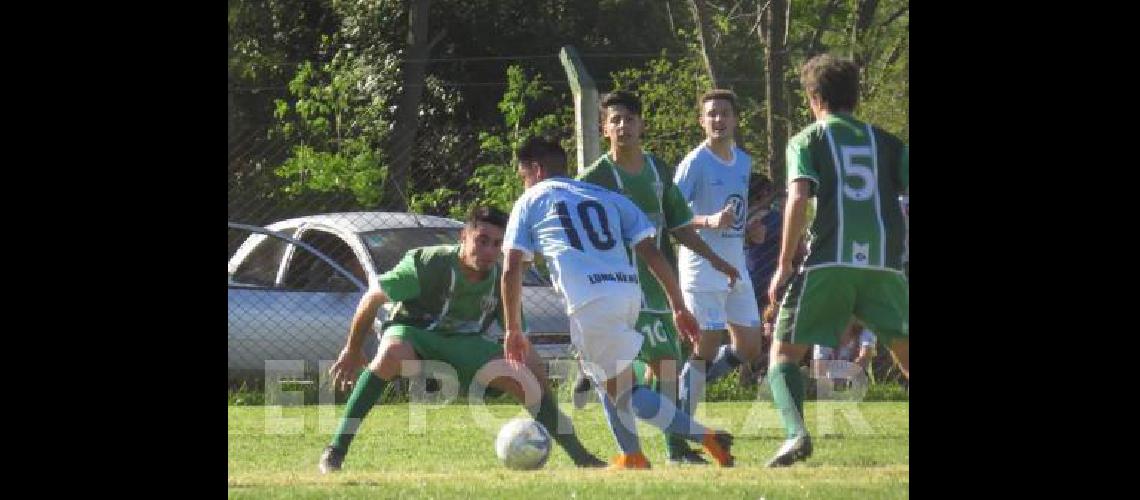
<box><xmin>764</xmin><ymin>0</ymin><xmax>788</xmax><ymax>187</ymax></box>
<box><xmin>851</xmin><ymin>0</ymin><xmax>880</xmax><ymax>68</ymax></box>
<box><xmin>383</xmin><ymin>0</ymin><xmax>432</xmax><ymax>211</ymax></box>
<box><xmin>806</xmin><ymin>0</ymin><xmax>843</xmax><ymax>57</ymax></box>
<box><xmin>687</xmin><ymin>0</ymin><xmax>722</xmax><ymax>89</ymax></box>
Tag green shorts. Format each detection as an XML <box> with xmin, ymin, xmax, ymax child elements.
<box><xmin>383</xmin><ymin>324</ymin><xmax>503</xmax><ymax>391</ymax></box>
<box><xmin>635</xmin><ymin>311</ymin><xmax>683</xmax><ymax>363</ymax></box>
<box><xmin>774</xmin><ymin>266</ymin><xmax>908</xmax><ymax>348</ymax></box>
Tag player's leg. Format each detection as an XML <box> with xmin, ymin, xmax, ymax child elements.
<box><xmin>598</xmin><ymin>362</ymin><xmax>735</xmax><ymax>467</ymax></box>
<box><xmin>632</xmin><ymin>314</ymin><xmax>705</xmax><ymax>464</ymax></box>
<box><xmin>886</xmin><ymin>339</ymin><xmax>908</xmax><ymax>379</ymax></box>
<box><xmin>766</xmin><ymin>268</ymin><xmax>854</xmax><ymax>467</ymax></box>
<box><xmin>570</xmin><ymin>354</ymin><xmax>593</xmax><ymax>409</ymax></box>
<box><xmin>715</xmin><ymin>279</ymin><xmax>763</xmax><ymax>382</ymax></box>
<box><xmin>854</xmin><ymin>269</ymin><xmax>909</xmax><ymax>380</ymax></box>
<box><xmin>678</xmin><ymin>291</ymin><xmax>726</xmax><ymax>413</ymax></box>
<box><xmin>473</xmin><ymin>337</ymin><xmax>606</xmax><ymax>467</ymax></box>
<box><xmin>321</xmin><ymin>327</ymin><xmax>423</xmax><ymax>473</ymax></box>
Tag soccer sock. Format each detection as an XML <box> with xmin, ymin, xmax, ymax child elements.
<box><xmin>705</xmin><ymin>344</ymin><xmax>743</xmax><ymax>382</ymax></box>
<box><xmin>598</xmin><ymin>385</ymin><xmax>642</xmax><ymax>455</ymax></box>
<box><xmin>768</xmin><ymin>361</ymin><xmax>808</xmax><ymax>439</ymax></box>
<box><xmin>656</xmin><ymin>369</ymin><xmax>691</xmax><ymax>458</ymax></box>
<box><xmin>622</xmin><ymin>385</ymin><xmax>709</xmax><ymax>442</ymax></box>
<box><xmin>678</xmin><ymin>358</ymin><xmax>706</xmax><ymax>418</ymax></box>
<box><xmin>531</xmin><ymin>388</ymin><xmax>595</xmax><ymax>463</ymax></box>
<box><xmin>330</xmin><ymin>370</ymin><xmax>387</xmax><ymax>452</ymax></box>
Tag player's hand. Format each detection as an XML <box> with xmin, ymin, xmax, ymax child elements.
<box><xmin>711</xmin><ymin>257</ymin><xmax>740</xmax><ymax>289</ymax></box>
<box><xmin>329</xmin><ymin>347</ymin><xmax>368</xmax><ymax>392</ymax></box>
<box><xmin>746</xmin><ymin>216</ymin><xmax>767</xmax><ymax>244</ymax></box>
<box><xmin>707</xmin><ymin>204</ymin><xmax>735</xmax><ymax>229</ymax></box>
<box><xmin>673</xmin><ymin>308</ymin><xmax>701</xmax><ymax>345</ymax></box>
<box><xmin>503</xmin><ymin>328</ymin><xmax>531</xmax><ymax>364</ymax></box>
<box><xmin>768</xmin><ymin>264</ymin><xmax>794</xmax><ymax>306</ymax></box>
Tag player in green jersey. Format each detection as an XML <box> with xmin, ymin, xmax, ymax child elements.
<box><xmin>318</xmin><ymin>206</ymin><xmax>604</xmax><ymax>473</ymax></box>
<box><xmin>765</xmin><ymin>53</ymin><xmax>910</xmax><ymax>468</ymax></box>
<box><xmin>575</xmin><ymin>90</ymin><xmax>740</xmax><ymax>465</ymax></box>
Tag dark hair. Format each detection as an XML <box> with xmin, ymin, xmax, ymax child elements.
<box><xmin>515</xmin><ymin>136</ymin><xmax>567</xmax><ymax>176</ymax></box>
<box><xmin>699</xmin><ymin>89</ymin><xmax>738</xmax><ymax>115</ymax></box>
<box><xmin>748</xmin><ymin>173</ymin><xmax>773</xmax><ymax>199</ymax></box>
<box><xmin>466</xmin><ymin>205</ymin><xmax>508</xmax><ymax>230</ymax></box>
<box><xmin>800</xmin><ymin>53</ymin><xmax>860</xmax><ymax>112</ymax></box>
<box><xmin>599</xmin><ymin>90</ymin><xmax>642</xmax><ymax>117</ymax></box>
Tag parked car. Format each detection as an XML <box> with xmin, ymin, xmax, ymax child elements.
<box><xmin>227</xmin><ymin>212</ymin><xmax>573</xmax><ymax>382</ymax></box>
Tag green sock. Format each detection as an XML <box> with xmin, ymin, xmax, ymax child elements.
<box><xmin>532</xmin><ymin>389</ymin><xmax>594</xmax><ymax>463</ymax></box>
<box><xmin>768</xmin><ymin>362</ymin><xmax>807</xmax><ymax>439</ymax></box>
<box><xmin>330</xmin><ymin>370</ymin><xmax>387</xmax><ymax>452</ymax></box>
<box><xmin>657</xmin><ymin>376</ymin><xmax>691</xmax><ymax>459</ymax></box>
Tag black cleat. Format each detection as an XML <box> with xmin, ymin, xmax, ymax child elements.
<box><xmin>319</xmin><ymin>446</ymin><xmax>345</xmax><ymax>474</ymax></box>
<box><xmin>701</xmin><ymin>431</ymin><xmax>735</xmax><ymax>467</ymax></box>
<box><xmin>573</xmin><ymin>453</ymin><xmax>608</xmax><ymax>468</ymax></box>
<box><xmin>765</xmin><ymin>434</ymin><xmax>813</xmax><ymax>468</ymax></box>
<box><xmin>571</xmin><ymin>374</ymin><xmax>593</xmax><ymax>409</ymax></box>
<box><xmin>666</xmin><ymin>448</ymin><xmax>710</xmax><ymax>466</ymax></box>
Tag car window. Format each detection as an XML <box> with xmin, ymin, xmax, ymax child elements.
<box><xmin>232</xmin><ymin>234</ymin><xmax>288</xmax><ymax>286</ymax></box>
<box><xmin>362</xmin><ymin>228</ymin><xmax>461</xmax><ymax>275</ymax></box>
<box><xmin>281</xmin><ymin>230</ymin><xmax>361</xmax><ymax>292</ymax></box>
<box><xmin>361</xmin><ymin>227</ymin><xmax>550</xmax><ymax>286</ymax></box>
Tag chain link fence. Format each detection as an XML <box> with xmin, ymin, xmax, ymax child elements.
<box><xmin>227</xmin><ymin>125</ymin><xmax>907</xmax><ymax>392</ymax></box>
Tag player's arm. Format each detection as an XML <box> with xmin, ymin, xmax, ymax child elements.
<box><xmin>500</xmin><ymin>198</ymin><xmax>535</xmax><ymax>364</ymax></box>
<box><xmin>690</xmin><ymin>206</ymin><xmax>736</xmax><ymax>230</ymax></box>
<box><xmin>330</xmin><ymin>287</ymin><xmax>388</xmax><ymax>391</ymax></box>
<box><xmin>768</xmin><ymin>179</ymin><xmax>813</xmax><ymax>304</ymax></box>
<box><xmin>670</xmin><ymin>225</ymin><xmax>739</xmax><ymax>287</ymax></box>
<box><xmin>633</xmin><ymin>238</ymin><xmax>700</xmax><ymax>345</ymax></box>
<box><xmin>501</xmin><ymin>249</ymin><xmax>531</xmax><ymax>363</ymax></box>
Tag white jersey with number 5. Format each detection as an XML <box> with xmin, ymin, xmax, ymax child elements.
<box><xmin>504</xmin><ymin>176</ymin><xmax>657</xmax><ymax>314</ymax></box>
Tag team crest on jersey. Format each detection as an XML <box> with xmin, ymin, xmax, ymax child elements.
<box><xmin>852</xmin><ymin>242</ymin><xmax>870</xmax><ymax>265</ymax></box>
<box><xmin>726</xmin><ymin>194</ymin><xmax>746</xmax><ymax>231</ymax></box>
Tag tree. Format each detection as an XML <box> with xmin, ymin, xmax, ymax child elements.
<box><xmin>383</xmin><ymin>0</ymin><xmax>444</xmax><ymax>210</ymax></box>
<box><xmin>762</xmin><ymin>0</ymin><xmax>788</xmax><ymax>185</ymax></box>
<box><xmin>688</xmin><ymin>0</ymin><xmax>723</xmax><ymax>89</ymax></box>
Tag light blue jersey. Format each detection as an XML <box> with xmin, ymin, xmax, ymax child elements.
<box><xmin>504</xmin><ymin>177</ymin><xmax>657</xmax><ymax>314</ymax></box>
<box><xmin>673</xmin><ymin>143</ymin><xmax>752</xmax><ymax>291</ymax></box>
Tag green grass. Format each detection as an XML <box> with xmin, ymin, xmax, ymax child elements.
<box><xmin>229</xmin><ymin>400</ymin><xmax>908</xmax><ymax>498</ymax></box>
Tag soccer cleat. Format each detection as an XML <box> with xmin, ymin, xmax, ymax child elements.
<box><xmin>573</xmin><ymin>453</ymin><xmax>608</xmax><ymax>468</ymax></box>
<box><xmin>764</xmin><ymin>434</ymin><xmax>813</xmax><ymax>468</ymax></box>
<box><xmin>701</xmin><ymin>431</ymin><xmax>735</xmax><ymax>467</ymax></box>
<box><xmin>571</xmin><ymin>373</ymin><xmax>593</xmax><ymax>409</ymax></box>
<box><xmin>607</xmin><ymin>452</ymin><xmax>651</xmax><ymax>470</ymax></box>
<box><xmin>318</xmin><ymin>445</ymin><xmax>345</xmax><ymax>474</ymax></box>
<box><xmin>665</xmin><ymin>448</ymin><xmax>710</xmax><ymax>466</ymax></box>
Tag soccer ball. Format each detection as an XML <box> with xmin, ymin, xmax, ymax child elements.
<box><xmin>495</xmin><ymin>418</ymin><xmax>552</xmax><ymax>470</ymax></box>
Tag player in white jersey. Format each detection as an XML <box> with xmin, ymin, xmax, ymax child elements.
<box><xmin>672</xmin><ymin>90</ymin><xmax>764</xmax><ymax>420</ymax></box>
<box><xmin>501</xmin><ymin>137</ymin><xmax>735</xmax><ymax>469</ymax></box>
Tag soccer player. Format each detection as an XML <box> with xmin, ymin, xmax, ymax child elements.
<box><xmin>318</xmin><ymin>206</ymin><xmax>605</xmax><ymax>473</ymax></box>
<box><xmin>766</xmin><ymin>53</ymin><xmax>909</xmax><ymax>467</ymax></box>
<box><xmin>673</xmin><ymin>89</ymin><xmax>766</xmax><ymax>422</ymax></box>
<box><xmin>502</xmin><ymin>136</ymin><xmax>735</xmax><ymax>469</ymax></box>
<box><xmin>574</xmin><ymin>90</ymin><xmax>739</xmax><ymax>464</ymax></box>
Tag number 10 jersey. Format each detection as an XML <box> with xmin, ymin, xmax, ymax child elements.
<box><xmin>504</xmin><ymin>176</ymin><xmax>657</xmax><ymax>315</ymax></box>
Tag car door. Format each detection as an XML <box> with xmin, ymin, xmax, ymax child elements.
<box><xmin>228</xmin><ymin>224</ymin><xmax>370</xmax><ymax>380</ymax></box>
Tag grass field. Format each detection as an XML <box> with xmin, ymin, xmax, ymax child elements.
<box><xmin>229</xmin><ymin>399</ymin><xmax>908</xmax><ymax>499</ymax></box>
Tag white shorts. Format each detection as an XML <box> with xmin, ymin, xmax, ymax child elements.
<box><xmin>569</xmin><ymin>294</ymin><xmax>643</xmax><ymax>384</ymax></box>
<box><xmin>683</xmin><ymin>280</ymin><xmax>761</xmax><ymax>331</ymax></box>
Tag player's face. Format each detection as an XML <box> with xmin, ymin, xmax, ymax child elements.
<box><xmin>516</xmin><ymin>160</ymin><xmax>542</xmax><ymax>189</ymax></box>
<box><xmin>699</xmin><ymin>98</ymin><xmax>736</xmax><ymax>142</ymax></box>
<box><xmin>602</xmin><ymin>105</ymin><xmax>642</xmax><ymax>150</ymax></box>
<box><xmin>461</xmin><ymin>221</ymin><xmax>505</xmax><ymax>271</ymax></box>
